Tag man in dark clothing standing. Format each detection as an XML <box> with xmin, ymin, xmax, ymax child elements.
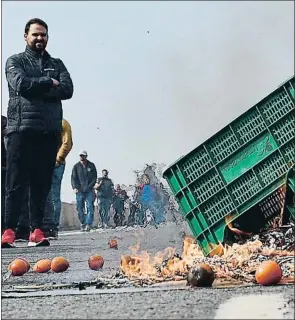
<box><xmin>2</xmin><ymin>18</ymin><xmax>73</xmax><ymax>248</ymax></box>
<box><xmin>113</xmin><ymin>184</ymin><xmax>128</xmax><ymax>227</ymax></box>
<box><xmin>71</xmin><ymin>150</ymin><xmax>97</xmax><ymax>231</ymax></box>
<box><xmin>1</xmin><ymin>116</ymin><xmax>8</xmax><ymax>234</ymax></box>
<box><xmin>95</xmin><ymin>169</ymin><xmax>114</xmax><ymax>228</ymax></box>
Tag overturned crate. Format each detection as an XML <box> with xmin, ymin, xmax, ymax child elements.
<box><xmin>163</xmin><ymin>76</ymin><xmax>295</xmax><ymax>256</ymax></box>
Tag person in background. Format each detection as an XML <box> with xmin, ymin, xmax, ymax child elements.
<box><xmin>153</xmin><ymin>182</ymin><xmax>167</xmax><ymax>224</ymax></box>
<box><xmin>137</xmin><ymin>174</ymin><xmax>156</xmax><ymax>226</ymax></box>
<box><xmin>95</xmin><ymin>169</ymin><xmax>114</xmax><ymax>228</ymax></box>
<box><xmin>113</xmin><ymin>184</ymin><xmax>129</xmax><ymax>227</ymax></box>
<box><xmin>1</xmin><ymin>116</ymin><xmax>8</xmax><ymax>234</ymax></box>
<box><xmin>2</xmin><ymin>18</ymin><xmax>73</xmax><ymax>248</ymax></box>
<box><xmin>43</xmin><ymin>118</ymin><xmax>73</xmax><ymax>239</ymax></box>
<box><xmin>127</xmin><ymin>197</ymin><xmax>140</xmax><ymax>227</ymax></box>
<box><xmin>71</xmin><ymin>150</ymin><xmax>97</xmax><ymax>231</ymax></box>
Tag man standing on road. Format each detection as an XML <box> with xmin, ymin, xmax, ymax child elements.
<box><xmin>1</xmin><ymin>116</ymin><xmax>8</xmax><ymax>234</ymax></box>
<box><xmin>15</xmin><ymin>119</ymin><xmax>73</xmax><ymax>241</ymax></box>
<box><xmin>113</xmin><ymin>184</ymin><xmax>128</xmax><ymax>227</ymax></box>
<box><xmin>71</xmin><ymin>150</ymin><xmax>97</xmax><ymax>231</ymax></box>
<box><xmin>43</xmin><ymin>118</ymin><xmax>73</xmax><ymax>239</ymax></box>
<box><xmin>1</xmin><ymin>18</ymin><xmax>73</xmax><ymax>248</ymax></box>
<box><xmin>95</xmin><ymin>169</ymin><xmax>114</xmax><ymax>228</ymax></box>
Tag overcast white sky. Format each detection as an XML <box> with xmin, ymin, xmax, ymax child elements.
<box><xmin>1</xmin><ymin>1</ymin><xmax>294</xmax><ymax>202</ymax></box>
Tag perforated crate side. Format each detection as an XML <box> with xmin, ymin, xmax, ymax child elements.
<box><xmin>190</xmin><ymin>168</ymin><xmax>224</xmax><ymax>204</ymax></box>
<box><xmin>206</xmin><ymin>127</ymin><xmax>240</xmax><ymax>163</ymax></box>
<box><xmin>258</xmin><ymin>186</ymin><xmax>286</xmax><ymax>227</ymax></box>
<box><xmin>178</xmin><ymin>146</ymin><xmax>214</xmax><ymax>184</ymax></box>
<box><xmin>270</xmin><ymin>111</ymin><xmax>295</xmax><ymax>147</ymax></box>
<box><xmin>258</xmin><ymin>90</ymin><xmax>294</xmax><ymax>126</ymax></box>
<box><xmin>231</xmin><ymin>108</ymin><xmax>266</xmax><ymax>145</ymax></box>
<box><xmin>254</xmin><ymin>150</ymin><xmax>289</xmax><ymax>187</ymax></box>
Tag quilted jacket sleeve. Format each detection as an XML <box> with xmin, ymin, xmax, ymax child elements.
<box><xmin>45</xmin><ymin>59</ymin><xmax>73</xmax><ymax>100</ymax></box>
<box><xmin>5</xmin><ymin>55</ymin><xmax>53</xmax><ymax>94</ymax></box>
<box><xmin>71</xmin><ymin>164</ymin><xmax>79</xmax><ymax>190</ymax></box>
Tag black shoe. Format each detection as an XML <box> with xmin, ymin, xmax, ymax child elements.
<box><xmin>15</xmin><ymin>227</ymin><xmax>30</xmax><ymax>242</ymax></box>
<box><xmin>44</xmin><ymin>229</ymin><xmax>58</xmax><ymax>240</ymax></box>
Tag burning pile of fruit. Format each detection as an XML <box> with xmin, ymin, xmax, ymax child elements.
<box><xmin>120</xmin><ymin>224</ymin><xmax>295</xmax><ymax>286</ymax></box>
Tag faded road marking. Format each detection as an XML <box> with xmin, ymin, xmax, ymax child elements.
<box><xmin>215</xmin><ymin>293</ymin><xmax>291</xmax><ymax>319</ymax></box>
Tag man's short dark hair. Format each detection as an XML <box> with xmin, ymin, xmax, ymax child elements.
<box><xmin>102</xmin><ymin>169</ymin><xmax>108</xmax><ymax>174</ymax></box>
<box><xmin>25</xmin><ymin>18</ymin><xmax>48</xmax><ymax>34</ymax></box>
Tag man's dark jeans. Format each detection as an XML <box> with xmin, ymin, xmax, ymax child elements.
<box><xmin>18</xmin><ymin>164</ymin><xmax>66</xmax><ymax>231</ymax></box>
<box><xmin>1</xmin><ymin>168</ymin><xmax>6</xmax><ymax>233</ymax></box>
<box><xmin>113</xmin><ymin>200</ymin><xmax>125</xmax><ymax>226</ymax></box>
<box><xmin>99</xmin><ymin>198</ymin><xmax>112</xmax><ymax>226</ymax></box>
<box><xmin>5</xmin><ymin>131</ymin><xmax>60</xmax><ymax>231</ymax></box>
<box><xmin>43</xmin><ymin>163</ymin><xmax>65</xmax><ymax>230</ymax></box>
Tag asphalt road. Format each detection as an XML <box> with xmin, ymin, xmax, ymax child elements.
<box><xmin>1</xmin><ymin>222</ymin><xmax>294</xmax><ymax>319</ymax></box>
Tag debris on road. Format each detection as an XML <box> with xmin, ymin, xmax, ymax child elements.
<box><xmin>120</xmin><ymin>224</ymin><xmax>294</xmax><ymax>286</ymax></box>
<box><xmin>109</xmin><ymin>238</ymin><xmax>118</xmax><ymax>249</ymax></box>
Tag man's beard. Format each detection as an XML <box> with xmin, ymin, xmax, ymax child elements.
<box><xmin>33</xmin><ymin>41</ymin><xmax>46</xmax><ymax>52</ymax></box>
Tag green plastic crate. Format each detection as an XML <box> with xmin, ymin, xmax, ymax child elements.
<box><xmin>163</xmin><ymin>76</ymin><xmax>295</xmax><ymax>256</ymax></box>
<box><xmin>283</xmin><ymin>165</ymin><xmax>295</xmax><ymax>222</ymax></box>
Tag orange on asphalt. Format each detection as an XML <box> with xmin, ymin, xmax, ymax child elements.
<box><xmin>88</xmin><ymin>255</ymin><xmax>104</xmax><ymax>270</ymax></box>
<box><xmin>33</xmin><ymin>259</ymin><xmax>52</xmax><ymax>273</ymax></box>
<box><xmin>8</xmin><ymin>258</ymin><xmax>28</xmax><ymax>276</ymax></box>
<box><xmin>255</xmin><ymin>260</ymin><xmax>282</xmax><ymax>286</ymax></box>
<box><xmin>51</xmin><ymin>257</ymin><xmax>69</xmax><ymax>273</ymax></box>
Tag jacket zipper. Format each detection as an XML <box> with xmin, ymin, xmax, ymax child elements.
<box><xmin>16</xmin><ymin>93</ymin><xmax>21</xmax><ymax>129</ymax></box>
<box><xmin>39</xmin><ymin>56</ymin><xmax>48</xmax><ymax>133</ymax></box>
<box><xmin>39</xmin><ymin>57</ymin><xmax>43</xmax><ymax>74</ymax></box>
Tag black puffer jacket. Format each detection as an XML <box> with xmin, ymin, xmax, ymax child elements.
<box><xmin>5</xmin><ymin>46</ymin><xmax>73</xmax><ymax>134</ymax></box>
<box><xmin>1</xmin><ymin>115</ymin><xmax>7</xmax><ymax>170</ymax></box>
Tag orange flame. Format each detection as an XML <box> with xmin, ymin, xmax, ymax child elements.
<box><xmin>120</xmin><ymin>236</ymin><xmax>203</xmax><ymax>280</ymax></box>
<box><xmin>120</xmin><ymin>235</ymin><xmax>294</xmax><ymax>283</ymax></box>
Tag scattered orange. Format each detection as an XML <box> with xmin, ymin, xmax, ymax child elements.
<box><xmin>255</xmin><ymin>260</ymin><xmax>282</xmax><ymax>286</ymax></box>
<box><xmin>109</xmin><ymin>239</ymin><xmax>118</xmax><ymax>249</ymax></box>
<box><xmin>51</xmin><ymin>257</ymin><xmax>69</xmax><ymax>273</ymax></box>
<box><xmin>8</xmin><ymin>258</ymin><xmax>28</xmax><ymax>276</ymax></box>
<box><xmin>187</xmin><ymin>263</ymin><xmax>215</xmax><ymax>287</ymax></box>
<box><xmin>9</xmin><ymin>257</ymin><xmax>30</xmax><ymax>273</ymax></box>
<box><xmin>33</xmin><ymin>259</ymin><xmax>52</xmax><ymax>273</ymax></box>
<box><xmin>88</xmin><ymin>255</ymin><xmax>104</xmax><ymax>270</ymax></box>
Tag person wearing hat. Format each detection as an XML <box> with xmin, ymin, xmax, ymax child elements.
<box><xmin>71</xmin><ymin>150</ymin><xmax>97</xmax><ymax>231</ymax></box>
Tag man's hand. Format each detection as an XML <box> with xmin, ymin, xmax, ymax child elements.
<box><xmin>73</xmin><ymin>188</ymin><xmax>78</xmax><ymax>194</ymax></box>
<box><xmin>52</xmin><ymin>78</ymin><xmax>60</xmax><ymax>87</ymax></box>
<box><xmin>94</xmin><ymin>181</ymin><xmax>102</xmax><ymax>189</ymax></box>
